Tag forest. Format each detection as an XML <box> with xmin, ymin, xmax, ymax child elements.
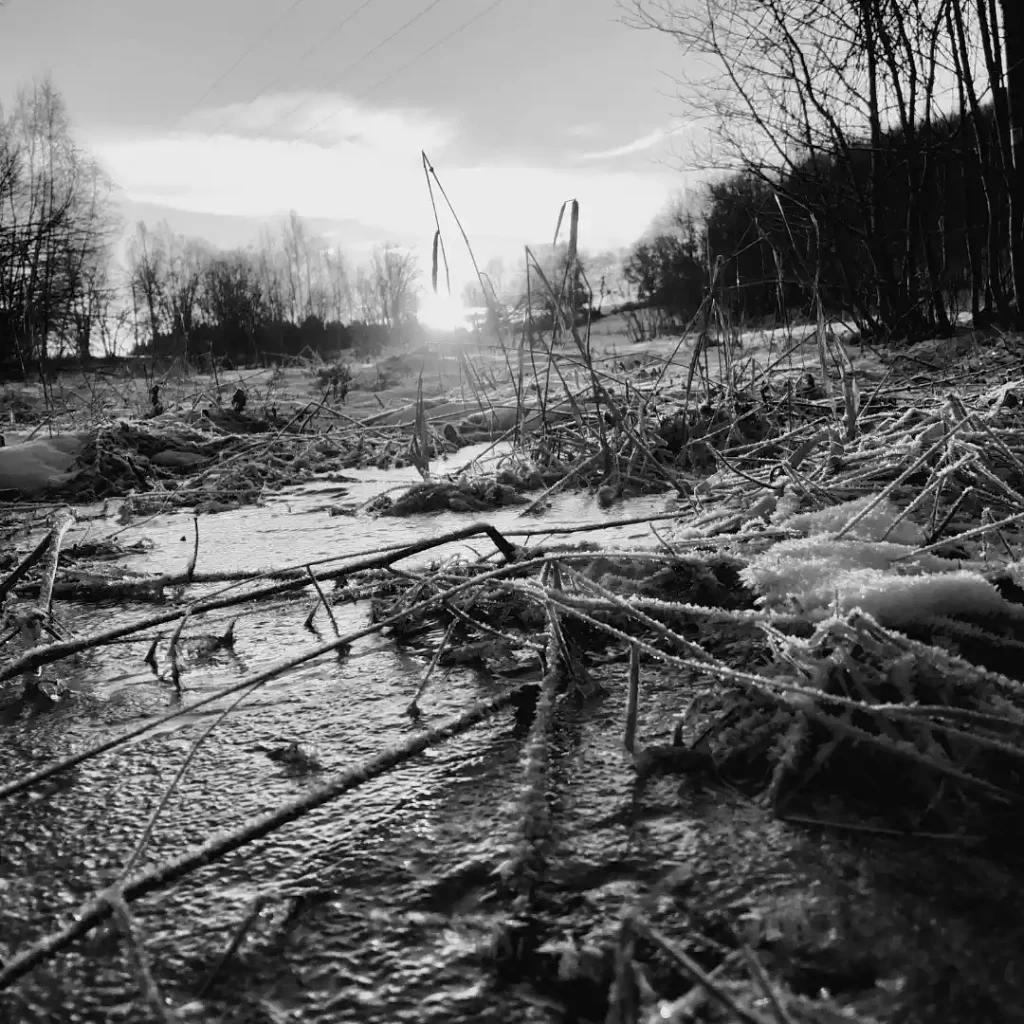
<box><xmin>624</xmin><ymin>0</ymin><xmax>1023</xmax><ymax>339</ymax></box>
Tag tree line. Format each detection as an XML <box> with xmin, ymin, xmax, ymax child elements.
<box><xmin>9</xmin><ymin>0</ymin><xmax>1021</xmax><ymax>371</ymax></box>
<box><xmin>126</xmin><ymin>214</ymin><xmax>419</xmax><ymax>367</ymax></box>
<box><xmin>624</xmin><ymin>0</ymin><xmax>1024</xmax><ymax>340</ymax></box>
<box><xmin>0</xmin><ymin>80</ymin><xmax>422</xmax><ymax>374</ymax></box>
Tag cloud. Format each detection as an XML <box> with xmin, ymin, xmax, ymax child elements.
<box><xmin>91</xmin><ymin>93</ymin><xmax>676</xmax><ymax>258</ymax></box>
<box><xmin>575</xmin><ymin>123</ymin><xmax>689</xmax><ymax>162</ymax></box>
<box><xmin>565</xmin><ymin>122</ymin><xmax>604</xmax><ymax>138</ymax></box>
<box><xmin>180</xmin><ymin>92</ymin><xmax>456</xmax><ymax>152</ymax></box>
<box><xmin>94</xmin><ymin>94</ymin><xmax>454</xmax><ymax>233</ymax></box>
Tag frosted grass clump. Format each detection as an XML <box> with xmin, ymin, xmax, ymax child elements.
<box><xmin>742</xmin><ymin>536</ymin><xmax>959</xmax><ymax>608</ymax></box>
<box><xmin>778</xmin><ymin>495</ymin><xmax>924</xmax><ymax>546</ymax></box>
<box><xmin>742</xmin><ymin>535</ymin><xmax>1022</xmax><ymax>625</ymax></box>
<box><xmin>825</xmin><ymin>570</ymin><xmax>1022</xmax><ymax>627</ymax></box>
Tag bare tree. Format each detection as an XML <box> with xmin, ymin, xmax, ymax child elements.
<box><xmin>353</xmin><ymin>265</ymin><xmax>381</xmax><ymax>323</ymax></box>
<box><xmin>323</xmin><ymin>245</ymin><xmax>352</xmax><ymax>323</ymax></box>
<box><xmin>368</xmin><ymin>243</ymin><xmax>419</xmax><ymax>331</ymax></box>
<box><xmin>249</xmin><ymin>211</ymin><xmax>337</xmax><ymax>325</ymax></box>
<box><xmin>281</xmin><ymin>210</ymin><xmax>306</xmax><ymax>323</ymax></box>
<box><xmin>0</xmin><ymin>78</ymin><xmax>118</xmax><ymax>367</ymax></box>
<box><xmin>158</xmin><ymin>224</ymin><xmax>207</xmax><ymax>349</ymax></box>
<box><xmin>200</xmin><ymin>250</ymin><xmax>266</xmax><ymax>360</ymax></box>
<box><xmin>95</xmin><ymin>301</ymin><xmax>134</xmax><ymax>357</ymax></box>
<box><xmin>254</xmin><ymin>227</ymin><xmax>286</xmax><ymax>323</ymax></box>
<box><xmin>624</xmin><ymin>0</ymin><xmax>1017</xmax><ymax>334</ymax></box>
<box><xmin>62</xmin><ymin>158</ymin><xmax>121</xmax><ymax>359</ymax></box>
<box><xmin>126</xmin><ymin>221</ymin><xmax>166</xmax><ymax>345</ymax></box>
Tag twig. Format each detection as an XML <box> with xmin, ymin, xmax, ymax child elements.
<box><xmin>303</xmin><ymin>565</ymin><xmax>340</xmax><ymax>637</ymax></box>
<box><xmin>0</xmin><ymin>683</ymin><xmax>527</xmax><ymax>990</ymax></box>
<box><xmin>36</xmin><ymin>509</ymin><xmax>75</xmax><ymax>618</ymax></box>
<box><xmin>0</xmin><ymin>522</ymin><xmax>518</xmax><ymax>685</ymax></box>
<box><xmin>185</xmin><ymin>515</ymin><xmax>199</xmax><ymax>583</ymax></box>
<box><xmin>193</xmin><ymin>895</ymin><xmax>272</xmax><ymax>999</ymax></box>
<box><xmin>740</xmin><ymin>946</ymin><xmax>798</xmax><ymax>1024</ymax></box>
<box><xmin>0</xmin><ymin>554</ymin><xmax>550</xmax><ymax>803</ymax></box>
<box><xmin>0</xmin><ymin>526</ymin><xmax>58</xmax><ymax>603</ymax></box>
<box><xmin>633</xmin><ymin>917</ymin><xmax>770</xmax><ymax>1024</ymax></box>
<box><xmin>118</xmin><ymin>685</ymin><xmax>258</xmax><ymax>883</ymax></box>
<box><xmin>102</xmin><ymin>889</ymin><xmax>183</xmax><ymax>1024</ymax></box>
<box><xmin>624</xmin><ymin>642</ymin><xmax>640</xmax><ymax>754</ymax></box>
<box><xmin>407</xmin><ymin>618</ymin><xmax>456</xmax><ymax>717</ymax></box>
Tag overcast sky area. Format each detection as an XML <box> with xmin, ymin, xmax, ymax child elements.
<box><xmin>0</xmin><ymin>0</ymin><xmax>700</xmax><ymax>292</ymax></box>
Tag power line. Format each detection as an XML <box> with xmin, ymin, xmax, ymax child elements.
<box><xmin>355</xmin><ymin>0</ymin><xmax>510</xmax><ymax>102</ymax></box>
<box><xmin>177</xmin><ymin>0</ymin><xmax>315</xmax><ymax>125</ymax></box>
<box><xmin>200</xmin><ymin>0</ymin><xmax>384</xmax><ymax>141</ymax></box>
<box><xmin>285</xmin><ymin>0</ymin><xmax>451</xmax><ymax>141</ymax></box>
<box><xmin>187</xmin><ymin>0</ymin><xmax>510</xmax><ymax>149</ymax></box>
<box><xmin>294</xmin><ymin>0</ymin><xmax>509</xmax><ymax>142</ymax></box>
<box><xmin>200</xmin><ymin>0</ymin><xmax>453</xmax><ymax>145</ymax></box>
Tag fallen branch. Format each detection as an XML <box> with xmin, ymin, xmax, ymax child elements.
<box><xmin>0</xmin><ymin>554</ymin><xmax>548</xmax><ymax>802</ymax></box>
<box><xmin>0</xmin><ymin>521</ymin><xmax>518</xmax><ymax>685</ymax></box>
<box><xmin>0</xmin><ymin>682</ymin><xmax>527</xmax><ymax>991</ymax></box>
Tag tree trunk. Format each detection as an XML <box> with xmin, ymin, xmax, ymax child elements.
<box><xmin>862</xmin><ymin>0</ymin><xmax>896</xmax><ymax>330</ymax></box>
<box><xmin>1000</xmin><ymin>0</ymin><xmax>1024</xmax><ymax>315</ymax></box>
<box><xmin>955</xmin><ymin>3</ymin><xmax>1014</xmax><ymax>324</ymax></box>
<box><xmin>76</xmin><ymin>315</ymin><xmax>92</xmax><ymax>361</ymax></box>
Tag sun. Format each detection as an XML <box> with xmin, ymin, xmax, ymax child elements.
<box><xmin>417</xmin><ymin>291</ymin><xmax>468</xmax><ymax>332</ymax></box>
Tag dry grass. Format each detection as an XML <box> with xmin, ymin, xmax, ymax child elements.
<box><xmin>3</xmin><ymin>176</ymin><xmax>1024</xmax><ymax>1022</ymax></box>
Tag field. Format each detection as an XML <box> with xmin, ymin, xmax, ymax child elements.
<box><xmin>3</xmin><ymin>307</ymin><xmax>1024</xmax><ymax>1022</ymax></box>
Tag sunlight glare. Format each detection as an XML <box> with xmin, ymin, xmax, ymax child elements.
<box><xmin>417</xmin><ymin>291</ymin><xmax>469</xmax><ymax>332</ymax></box>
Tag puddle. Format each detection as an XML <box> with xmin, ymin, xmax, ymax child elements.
<box><xmin>4</xmin><ymin>450</ymin><xmax>1023</xmax><ymax>1023</ymax></box>
<box><xmin>82</xmin><ymin>442</ymin><xmax>678</xmax><ymax>580</ymax></box>
<box><xmin>0</xmin><ymin>453</ymin><xmax>676</xmax><ymax>1023</ymax></box>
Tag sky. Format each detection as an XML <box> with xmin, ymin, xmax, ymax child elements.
<box><xmin>0</xmin><ymin>0</ymin><xmax>699</xmax><ymax>300</ymax></box>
